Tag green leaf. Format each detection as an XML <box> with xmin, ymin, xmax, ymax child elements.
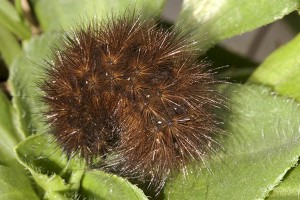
<box><xmin>29</xmin><ymin>173</ymin><xmax>73</xmax><ymax>200</ymax></box>
<box><xmin>15</xmin><ymin>134</ymin><xmax>85</xmax><ymax>199</ymax></box>
<box><xmin>268</xmin><ymin>165</ymin><xmax>300</xmax><ymax>200</ymax></box>
<box><xmin>0</xmin><ymin>91</ymin><xmax>39</xmax><ymax>199</ymax></box>
<box><xmin>8</xmin><ymin>33</ymin><xmax>59</xmax><ymax>137</ymax></box>
<box><xmin>249</xmin><ymin>34</ymin><xmax>300</xmax><ymax>101</ymax></box>
<box><xmin>31</xmin><ymin>0</ymin><xmax>166</xmax><ymax>32</ymax></box>
<box><xmin>14</xmin><ymin>0</ymin><xmax>24</xmax><ymax>20</ymax></box>
<box><xmin>0</xmin><ymin>90</ymin><xmax>23</xmax><ymax>162</ymax></box>
<box><xmin>0</xmin><ymin>165</ymin><xmax>39</xmax><ymax>200</ymax></box>
<box><xmin>15</xmin><ymin>134</ymin><xmax>148</xmax><ymax>199</ymax></box>
<box><xmin>163</xmin><ymin>84</ymin><xmax>300</xmax><ymax>199</ymax></box>
<box><xmin>179</xmin><ymin>0</ymin><xmax>300</xmax><ymax>48</ymax></box>
<box><xmin>0</xmin><ymin>0</ymin><xmax>30</xmax><ymax>39</ymax></box>
<box><xmin>81</xmin><ymin>170</ymin><xmax>148</xmax><ymax>200</ymax></box>
<box><xmin>15</xmin><ymin>134</ymin><xmax>85</xmax><ymax>185</ymax></box>
<box><xmin>0</xmin><ymin>26</ymin><xmax>22</xmax><ymax>66</ymax></box>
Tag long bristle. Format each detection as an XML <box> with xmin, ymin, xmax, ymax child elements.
<box><xmin>41</xmin><ymin>12</ymin><xmax>223</xmax><ymax>190</ymax></box>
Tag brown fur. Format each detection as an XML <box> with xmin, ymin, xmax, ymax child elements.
<box><xmin>41</xmin><ymin>13</ymin><xmax>223</xmax><ymax>190</ymax></box>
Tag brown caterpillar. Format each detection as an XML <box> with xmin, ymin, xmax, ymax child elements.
<box><xmin>41</xmin><ymin>11</ymin><xmax>223</xmax><ymax>191</ymax></box>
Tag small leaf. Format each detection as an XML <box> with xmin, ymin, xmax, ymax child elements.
<box><xmin>30</xmin><ymin>172</ymin><xmax>74</xmax><ymax>200</ymax></box>
<box><xmin>81</xmin><ymin>170</ymin><xmax>148</xmax><ymax>200</ymax></box>
<box><xmin>15</xmin><ymin>134</ymin><xmax>85</xmax><ymax>198</ymax></box>
<box><xmin>0</xmin><ymin>0</ymin><xmax>30</xmax><ymax>39</ymax></box>
<box><xmin>31</xmin><ymin>0</ymin><xmax>166</xmax><ymax>32</ymax></box>
<box><xmin>15</xmin><ymin>134</ymin><xmax>148</xmax><ymax>199</ymax></box>
<box><xmin>15</xmin><ymin>134</ymin><xmax>85</xmax><ymax>182</ymax></box>
<box><xmin>179</xmin><ymin>0</ymin><xmax>300</xmax><ymax>48</ymax></box>
<box><xmin>249</xmin><ymin>34</ymin><xmax>300</xmax><ymax>101</ymax></box>
<box><xmin>164</xmin><ymin>84</ymin><xmax>300</xmax><ymax>199</ymax></box>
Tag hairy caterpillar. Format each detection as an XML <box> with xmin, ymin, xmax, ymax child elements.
<box><xmin>40</xmin><ymin>11</ymin><xmax>223</xmax><ymax>191</ymax></box>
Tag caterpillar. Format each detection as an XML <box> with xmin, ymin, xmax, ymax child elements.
<box><xmin>40</xmin><ymin>11</ymin><xmax>223</xmax><ymax>191</ymax></box>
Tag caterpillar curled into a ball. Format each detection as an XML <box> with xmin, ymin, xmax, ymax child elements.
<box><xmin>40</xmin><ymin>11</ymin><xmax>224</xmax><ymax>191</ymax></box>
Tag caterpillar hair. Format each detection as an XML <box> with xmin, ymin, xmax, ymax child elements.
<box><xmin>40</xmin><ymin>10</ymin><xmax>224</xmax><ymax>191</ymax></box>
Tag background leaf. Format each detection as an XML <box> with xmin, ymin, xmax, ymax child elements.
<box><xmin>249</xmin><ymin>33</ymin><xmax>300</xmax><ymax>101</ymax></box>
<box><xmin>0</xmin><ymin>76</ymin><xmax>38</xmax><ymax>200</ymax></box>
<box><xmin>0</xmin><ymin>26</ymin><xmax>22</xmax><ymax>67</ymax></box>
<box><xmin>179</xmin><ymin>0</ymin><xmax>300</xmax><ymax>48</ymax></box>
<box><xmin>31</xmin><ymin>0</ymin><xmax>166</xmax><ymax>32</ymax></box>
<box><xmin>163</xmin><ymin>84</ymin><xmax>300</xmax><ymax>200</ymax></box>
<box><xmin>8</xmin><ymin>33</ymin><xmax>59</xmax><ymax>137</ymax></box>
<box><xmin>0</xmin><ymin>165</ymin><xmax>39</xmax><ymax>200</ymax></box>
<box><xmin>0</xmin><ymin>0</ymin><xmax>30</xmax><ymax>39</ymax></box>
<box><xmin>0</xmin><ymin>90</ymin><xmax>23</xmax><ymax>163</ymax></box>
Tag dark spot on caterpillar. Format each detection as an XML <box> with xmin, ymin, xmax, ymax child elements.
<box><xmin>41</xmin><ymin>11</ymin><xmax>224</xmax><ymax>192</ymax></box>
